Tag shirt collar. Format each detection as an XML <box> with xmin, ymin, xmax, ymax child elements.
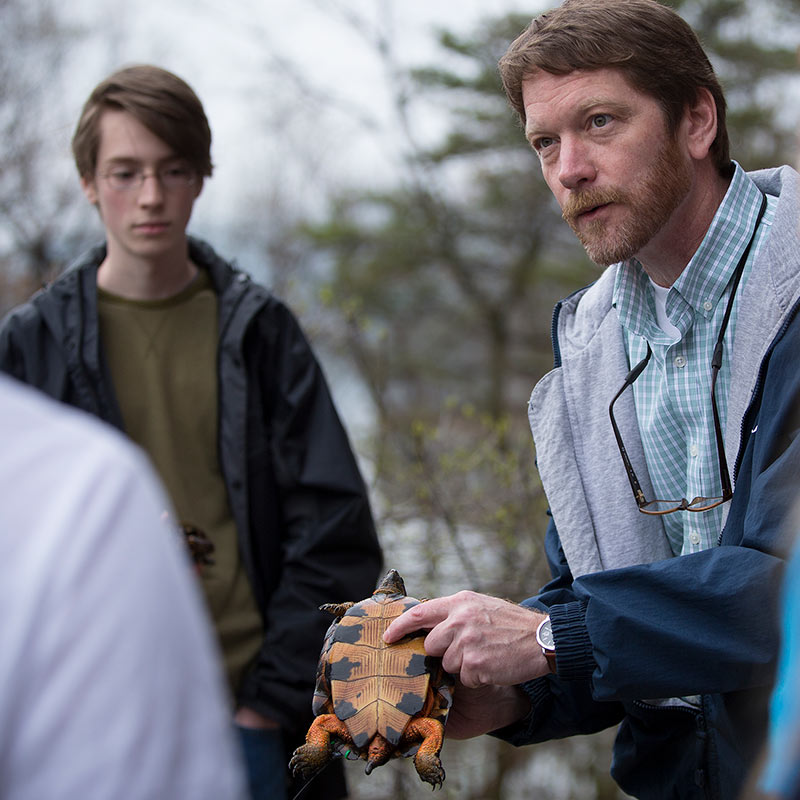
<box><xmin>613</xmin><ymin>162</ymin><xmax>764</xmax><ymax>338</ymax></box>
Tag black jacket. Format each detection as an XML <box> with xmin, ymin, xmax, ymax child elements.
<box><xmin>0</xmin><ymin>238</ymin><xmax>383</xmax><ymax>790</ymax></box>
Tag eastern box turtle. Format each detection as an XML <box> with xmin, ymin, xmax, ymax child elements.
<box><xmin>289</xmin><ymin>569</ymin><xmax>454</xmax><ymax>789</ymax></box>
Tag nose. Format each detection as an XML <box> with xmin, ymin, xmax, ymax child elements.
<box><xmin>137</xmin><ymin>172</ymin><xmax>165</xmax><ymax>206</ymax></box>
<box><xmin>555</xmin><ymin>136</ymin><xmax>597</xmax><ymax>191</ymax></box>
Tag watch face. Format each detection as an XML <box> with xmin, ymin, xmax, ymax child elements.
<box><xmin>536</xmin><ymin>617</ymin><xmax>554</xmax><ymax>650</ymax></box>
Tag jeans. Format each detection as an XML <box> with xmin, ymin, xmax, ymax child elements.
<box><xmin>236</xmin><ymin>725</ymin><xmax>288</xmax><ymax>800</ymax></box>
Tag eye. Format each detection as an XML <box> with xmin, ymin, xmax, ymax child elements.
<box><xmin>532</xmin><ymin>136</ymin><xmax>556</xmax><ymax>153</ymax></box>
<box><xmin>110</xmin><ymin>167</ymin><xmax>137</xmax><ymax>181</ymax></box>
<box><xmin>591</xmin><ymin>114</ymin><xmax>612</xmax><ymax>129</ymax></box>
<box><xmin>160</xmin><ymin>163</ymin><xmax>195</xmax><ymax>187</ymax></box>
<box><xmin>163</xmin><ymin>165</ymin><xmax>190</xmax><ymax>178</ymax></box>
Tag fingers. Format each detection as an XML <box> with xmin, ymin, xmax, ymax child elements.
<box><xmin>384</xmin><ymin>591</ymin><xmax>548</xmax><ymax>688</ymax></box>
<box><xmin>383</xmin><ymin>596</ymin><xmax>455</xmax><ymax>643</ymax></box>
<box><xmin>443</xmin><ymin>683</ymin><xmax>533</xmax><ymax>739</ymax></box>
<box><xmin>388</xmin><ymin>591</ymin><xmax>550</xmax><ymax>688</ymax></box>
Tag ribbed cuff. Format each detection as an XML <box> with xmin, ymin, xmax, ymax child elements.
<box><xmin>550</xmin><ymin>600</ymin><xmax>595</xmax><ymax>681</ymax></box>
<box><xmin>490</xmin><ymin>678</ymin><xmax>553</xmax><ymax>746</ymax></box>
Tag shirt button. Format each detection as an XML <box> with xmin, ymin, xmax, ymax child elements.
<box><xmin>703</xmin><ymin>300</ymin><xmax>713</xmax><ymax>312</ymax></box>
<box><xmin>674</xmin><ymin>355</ymin><xmax>687</xmax><ymax>368</ymax></box>
<box><xmin>690</xmin><ymin>444</ymin><xmax>699</xmax><ymax>457</ymax></box>
<box><xmin>689</xmin><ymin>531</ymin><xmax>701</xmax><ymax>546</ymax></box>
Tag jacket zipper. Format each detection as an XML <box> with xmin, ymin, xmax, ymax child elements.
<box><xmin>733</xmin><ymin>294</ymin><xmax>800</xmax><ymax>483</ymax></box>
<box><xmin>551</xmin><ymin>300</ymin><xmax>564</xmax><ymax>369</ymax></box>
<box><xmin>718</xmin><ymin>295</ymin><xmax>800</xmax><ymax>546</ymax></box>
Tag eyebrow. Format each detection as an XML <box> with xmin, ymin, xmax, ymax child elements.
<box><xmin>100</xmin><ymin>154</ymin><xmax>186</xmax><ymax>168</ymax></box>
<box><xmin>525</xmin><ymin>97</ymin><xmax>633</xmax><ymax>140</ymax></box>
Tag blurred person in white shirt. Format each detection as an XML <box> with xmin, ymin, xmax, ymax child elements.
<box><xmin>0</xmin><ymin>373</ymin><xmax>246</xmax><ymax>800</ymax></box>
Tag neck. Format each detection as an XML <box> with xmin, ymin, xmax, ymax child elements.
<box><xmin>97</xmin><ymin>243</ymin><xmax>198</xmax><ymax>300</ymax></box>
<box><xmin>638</xmin><ymin>166</ymin><xmax>731</xmax><ymax>287</ymax></box>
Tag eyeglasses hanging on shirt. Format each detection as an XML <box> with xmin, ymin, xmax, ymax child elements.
<box><xmin>608</xmin><ymin>192</ymin><xmax>768</xmax><ymax>516</ymax></box>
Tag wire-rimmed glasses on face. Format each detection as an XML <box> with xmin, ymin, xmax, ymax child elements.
<box><xmin>97</xmin><ymin>163</ymin><xmax>197</xmax><ymax>192</ymax></box>
<box><xmin>608</xmin><ymin>192</ymin><xmax>767</xmax><ymax>516</ymax></box>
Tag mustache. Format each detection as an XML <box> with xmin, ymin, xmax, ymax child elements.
<box><xmin>562</xmin><ymin>188</ymin><xmax>627</xmax><ymax>225</ymax></box>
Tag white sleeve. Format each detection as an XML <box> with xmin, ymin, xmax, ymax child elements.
<box><xmin>0</xmin><ymin>378</ymin><xmax>247</xmax><ymax>800</ymax></box>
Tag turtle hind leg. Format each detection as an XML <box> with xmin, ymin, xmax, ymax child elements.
<box><xmin>289</xmin><ymin>714</ymin><xmax>350</xmax><ymax>781</ymax></box>
<box><xmin>319</xmin><ymin>602</ymin><xmax>355</xmax><ymax>618</ymax></box>
<box><xmin>403</xmin><ymin>718</ymin><xmax>446</xmax><ymax>789</ymax></box>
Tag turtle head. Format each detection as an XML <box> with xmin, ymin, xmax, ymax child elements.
<box><xmin>373</xmin><ymin>569</ymin><xmax>406</xmax><ymax>598</ymax></box>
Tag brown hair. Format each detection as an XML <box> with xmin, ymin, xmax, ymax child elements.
<box><xmin>72</xmin><ymin>64</ymin><xmax>213</xmax><ymax>179</ymax></box>
<box><xmin>498</xmin><ymin>0</ymin><xmax>731</xmax><ymax>174</ymax></box>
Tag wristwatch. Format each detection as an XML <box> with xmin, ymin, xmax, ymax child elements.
<box><xmin>536</xmin><ymin>616</ymin><xmax>557</xmax><ymax>674</ymax></box>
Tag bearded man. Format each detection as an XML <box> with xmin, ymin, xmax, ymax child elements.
<box><xmin>384</xmin><ymin>2</ymin><xmax>800</xmax><ymax>798</ymax></box>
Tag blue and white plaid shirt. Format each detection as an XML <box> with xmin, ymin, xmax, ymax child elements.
<box><xmin>612</xmin><ymin>163</ymin><xmax>776</xmax><ymax>555</ymax></box>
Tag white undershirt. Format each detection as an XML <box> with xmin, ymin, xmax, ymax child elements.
<box><xmin>649</xmin><ymin>279</ymin><xmax>681</xmax><ymax>340</ymax></box>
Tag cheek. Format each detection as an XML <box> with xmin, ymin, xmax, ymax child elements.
<box><xmin>538</xmin><ymin>159</ymin><xmax>567</xmax><ymax>203</ymax></box>
<box><xmin>95</xmin><ymin>191</ymin><xmax>130</xmax><ymax>223</ymax></box>
<box><xmin>175</xmin><ymin>194</ymin><xmax>199</xmax><ymax>223</ymax></box>
<box><xmin>543</xmin><ymin>174</ymin><xmax>567</xmax><ymax>210</ymax></box>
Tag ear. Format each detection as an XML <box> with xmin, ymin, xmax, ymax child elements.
<box><xmin>682</xmin><ymin>87</ymin><xmax>718</xmax><ymax>161</ymax></box>
<box><xmin>80</xmin><ymin>175</ymin><xmax>99</xmax><ymax>205</ymax></box>
<box><xmin>193</xmin><ymin>177</ymin><xmax>204</xmax><ymax>200</ymax></box>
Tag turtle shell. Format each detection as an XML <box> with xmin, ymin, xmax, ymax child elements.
<box><xmin>328</xmin><ymin>592</ymin><xmax>435</xmax><ymax>751</ymax></box>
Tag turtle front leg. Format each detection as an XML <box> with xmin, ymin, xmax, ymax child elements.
<box><xmin>289</xmin><ymin>714</ymin><xmax>351</xmax><ymax>780</ymax></box>
<box><xmin>319</xmin><ymin>601</ymin><xmax>355</xmax><ymax>618</ymax></box>
<box><xmin>403</xmin><ymin>717</ymin><xmax>446</xmax><ymax>789</ymax></box>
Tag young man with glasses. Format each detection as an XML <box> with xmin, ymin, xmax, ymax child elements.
<box><xmin>384</xmin><ymin>2</ymin><xmax>800</xmax><ymax>797</ymax></box>
<box><xmin>0</xmin><ymin>65</ymin><xmax>382</xmax><ymax>800</ymax></box>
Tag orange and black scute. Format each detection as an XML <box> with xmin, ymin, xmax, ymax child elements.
<box><xmin>289</xmin><ymin>570</ymin><xmax>454</xmax><ymax>789</ymax></box>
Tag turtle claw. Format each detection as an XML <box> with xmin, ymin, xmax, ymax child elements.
<box><xmin>418</xmin><ymin>763</ymin><xmax>445</xmax><ymax>790</ymax></box>
<box><xmin>413</xmin><ymin>744</ymin><xmax>445</xmax><ymax>790</ymax></box>
<box><xmin>289</xmin><ymin>743</ymin><xmax>329</xmax><ymax>782</ymax></box>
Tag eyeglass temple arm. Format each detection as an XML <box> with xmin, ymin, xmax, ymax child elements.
<box><xmin>609</xmin><ymin>346</ymin><xmax>652</xmax><ymax>508</ymax></box>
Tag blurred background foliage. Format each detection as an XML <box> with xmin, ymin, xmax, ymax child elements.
<box><xmin>1</xmin><ymin>0</ymin><xmax>798</xmax><ymax>796</ymax></box>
